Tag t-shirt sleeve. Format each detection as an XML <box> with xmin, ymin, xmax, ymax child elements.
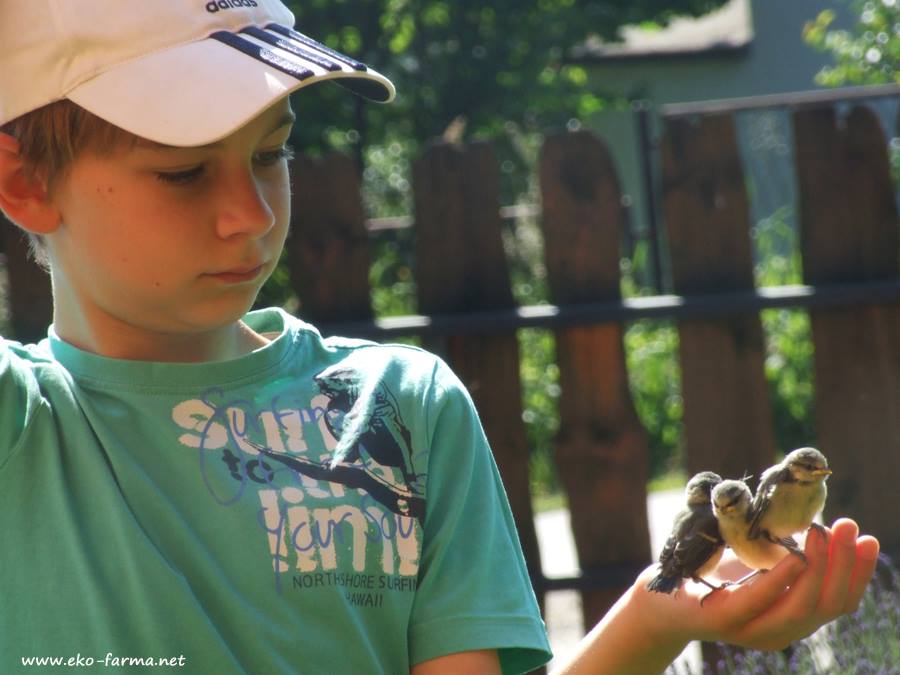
<box><xmin>0</xmin><ymin>339</ymin><xmax>41</xmax><ymax>468</ymax></box>
<box><xmin>409</xmin><ymin>358</ymin><xmax>552</xmax><ymax>674</ymax></box>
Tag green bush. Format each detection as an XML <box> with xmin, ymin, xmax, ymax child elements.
<box><xmin>754</xmin><ymin>208</ymin><xmax>816</xmax><ymax>453</ymax></box>
<box><xmin>624</xmin><ymin>318</ymin><xmax>684</xmax><ymax>479</ymax></box>
<box><xmin>804</xmin><ymin>0</ymin><xmax>900</xmax><ymax>87</ymax></box>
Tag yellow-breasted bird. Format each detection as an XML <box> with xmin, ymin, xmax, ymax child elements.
<box><xmin>748</xmin><ymin>447</ymin><xmax>831</xmax><ymax>560</ymax></box>
<box><xmin>647</xmin><ymin>471</ymin><xmax>725</xmax><ymax>594</ymax></box>
<box><xmin>712</xmin><ymin>479</ymin><xmax>790</xmax><ymax>575</ymax></box>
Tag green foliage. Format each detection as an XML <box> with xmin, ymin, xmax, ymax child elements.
<box><xmin>519</xmin><ymin>328</ymin><xmax>562</xmax><ymax>497</ymax></box>
<box><xmin>804</xmin><ymin>0</ymin><xmax>900</xmax><ymax>86</ymax></box>
<box><xmin>754</xmin><ymin>209</ymin><xmax>816</xmax><ymax>452</ymax></box>
<box><xmin>625</xmin><ymin>318</ymin><xmax>685</xmax><ymax>477</ymax></box>
<box><xmin>616</xmin><ymin>208</ymin><xmax>817</xmax><ymax>485</ymax></box>
<box><xmin>283</xmin><ymin>0</ymin><xmax>726</xmax><ymax>204</ymax></box>
<box><xmin>361</xmin><ymin>140</ymin><xmax>415</xmax><ymax>218</ymax></box>
<box><xmin>803</xmin><ymin>1</ymin><xmax>900</xmax><ymax>182</ymax></box>
<box><xmin>502</xmin><ymin>204</ymin><xmax>561</xmax><ymax>496</ymax></box>
<box><xmin>369</xmin><ymin>227</ymin><xmax>417</xmax><ymax>318</ymax></box>
<box><xmin>621</xmin><ymin>242</ymin><xmax>685</xmax><ymax>479</ymax></box>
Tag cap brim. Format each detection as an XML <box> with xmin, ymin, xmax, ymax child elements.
<box><xmin>66</xmin><ymin>23</ymin><xmax>395</xmax><ymax>147</ymax></box>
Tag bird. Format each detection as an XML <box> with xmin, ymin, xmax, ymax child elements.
<box><xmin>712</xmin><ymin>479</ymin><xmax>792</xmax><ymax>585</ymax></box>
<box><xmin>748</xmin><ymin>447</ymin><xmax>831</xmax><ymax>559</ymax></box>
<box><xmin>647</xmin><ymin>471</ymin><xmax>725</xmax><ymax>595</ymax></box>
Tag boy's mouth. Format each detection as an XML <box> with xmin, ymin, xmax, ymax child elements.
<box><xmin>205</xmin><ymin>264</ymin><xmax>265</xmax><ymax>283</ymax></box>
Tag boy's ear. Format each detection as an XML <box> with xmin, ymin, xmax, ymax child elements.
<box><xmin>0</xmin><ymin>132</ymin><xmax>61</xmax><ymax>234</ymax></box>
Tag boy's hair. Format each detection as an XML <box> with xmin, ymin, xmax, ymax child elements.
<box><xmin>0</xmin><ymin>101</ymin><xmax>134</xmax><ymax>270</ymax></box>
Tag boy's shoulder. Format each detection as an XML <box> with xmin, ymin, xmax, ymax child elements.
<box><xmin>0</xmin><ymin>336</ymin><xmax>57</xmax><ymax>381</ymax></box>
<box><xmin>271</xmin><ymin>307</ymin><xmax>456</xmax><ymax>392</ymax></box>
<box><xmin>274</xmin><ymin>309</ymin><xmax>439</xmax><ymax>365</ymax></box>
<box><xmin>320</xmin><ymin>333</ymin><xmax>436</xmax><ymax>367</ymax></box>
<box><xmin>319</xmin><ymin>335</ymin><xmax>453</xmax><ymax>395</ymax></box>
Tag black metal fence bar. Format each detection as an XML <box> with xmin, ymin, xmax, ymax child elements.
<box><xmin>633</xmin><ymin>100</ymin><xmax>667</xmax><ymax>294</ymax></box>
<box><xmin>317</xmin><ymin>279</ymin><xmax>900</xmax><ymax>339</ymax></box>
<box><xmin>365</xmin><ymin>203</ymin><xmax>540</xmax><ymax>232</ymax></box>
<box><xmin>662</xmin><ymin>83</ymin><xmax>900</xmax><ymax>118</ymax></box>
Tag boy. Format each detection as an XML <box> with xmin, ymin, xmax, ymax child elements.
<box><xmin>0</xmin><ymin>1</ymin><xmax>880</xmax><ymax>673</ymax></box>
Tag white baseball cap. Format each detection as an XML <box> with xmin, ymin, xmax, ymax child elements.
<box><xmin>0</xmin><ymin>0</ymin><xmax>395</xmax><ymax>147</ymax></box>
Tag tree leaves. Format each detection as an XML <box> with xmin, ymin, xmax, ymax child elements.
<box><xmin>284</xmin><ymin>0</ymin><xmax>728</xmax><ymax>153</ymax></box>
<box><xmin>804</xmin><ymin>0</ymin><xmax>900</xmax><ymax>86</ymax></box>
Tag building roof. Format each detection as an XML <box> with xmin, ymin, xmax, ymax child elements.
<box><xmin>570</xmin><ymin>0</ymin><xmax>753</xmax><ymax>63</ymax></box>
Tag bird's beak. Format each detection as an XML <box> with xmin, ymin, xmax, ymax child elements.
<box><xmin>814</xmin><ymin>468</ymin><xmax>833</xmax><ymax>477</ymax></box>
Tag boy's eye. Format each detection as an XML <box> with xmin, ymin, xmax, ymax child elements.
<box><xmin>255</xmin><ymin>144</ymin><xmax>295</xmax><ymax>166</ymax></box>
<box><xmin>156</xmin><ymin>166</ymin><xmax>204</xmax><ymax>185</ymax></box>
<box><xmin>154</xmin><ymin>145</ymin><xmax>295</xmax><ymax>185</ymax></box>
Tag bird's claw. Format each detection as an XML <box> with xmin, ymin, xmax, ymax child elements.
<box><xmin>788</xmin><ymin>548</ymin><xmax>808</xmax><ymax>564</ymax></box>
<box><xmin>768</xmin><ymin>533</ymin><xmax>807</xmax><ymax>563</ymax></box>
<box><xmin>699</xmin><ymin>581</ymin><xmax>732</xmax><ymax>606</ymax></box>
<box><xmin>808</xmin><ymin>522</ymin><xmax>827</xmax><ymax>537</ymax></box>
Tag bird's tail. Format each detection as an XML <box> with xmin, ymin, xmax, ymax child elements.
<box><xmin>646</xmin><ymin>573</ymin><xmax>682</xmax><ymax>594</ymax></box>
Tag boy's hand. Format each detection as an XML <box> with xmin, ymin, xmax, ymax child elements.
<box><xmin>639</xmin><ymin>518</ymin><xmax>880</xmax><ymax>652</ymax></box>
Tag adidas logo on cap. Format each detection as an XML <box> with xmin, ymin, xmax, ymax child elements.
<box><xmin>206</xmin><ymin>0</ymin><xmax>259</xmax><ymax>12</ymax></box>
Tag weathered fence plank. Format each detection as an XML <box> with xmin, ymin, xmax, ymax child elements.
<box><xmin>0</xmin><ymin>215</ymin><xmax>52</xmax><ymax>342</ymax></box>
<box><xmin>794</xmin><ymin>104</ymin><xmax>900</xmax><ymax>554</ymax></box>
<box><xmin>660</xmin><ymin>113</ymin><xmax>776</xmax><ymax>481</ymax></box>
<box><xmin>539</xmin><ymin>130</ymin><xmax>651</xmax><ymax>626</ymax></box>
<box><xmin>285</xmin><ymin>153</ymin><xmax>373</xmax><ymax>324</ymax></box>
<box><xmin>412</xmin><ymin>142</ymin><xmax>544</xmax><ymax>605</ymax></box>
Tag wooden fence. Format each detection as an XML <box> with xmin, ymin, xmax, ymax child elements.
<box><xmin>2</xmin><ymin>98</ymin><xmax>900</xmax><ymax>641</ymax></box>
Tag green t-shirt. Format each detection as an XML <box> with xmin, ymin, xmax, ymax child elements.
<box><xmin>0</xmin><ymin>308</ymin><xmax>551</xmax><ymax>674</ymax></box>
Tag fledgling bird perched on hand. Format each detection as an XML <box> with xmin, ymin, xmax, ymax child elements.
<box><xmin>647</xmin><ymin>471</ymin><xmax>725</xmax><ymax>595</ymax></box>
<box><xmin>712</xmin><ymin>479</ymin><xmax>791</xmax><ymax>577</ymax></box>
<box><xmin>748</xmin><ymin>447</ymin><xmax>832</xmax><ymax>560</ymax></box>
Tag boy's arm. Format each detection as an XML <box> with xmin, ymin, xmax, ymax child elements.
<box><xmin>411</xmin><ymin>649</ymin><xmax>501</xmax><ymax>675</ymax></box>
<box><xmin>409</xmin><ymin>359</ymin><xmax>552</xmax><ymax>672</ymax></box>
<box><xmin>551</xmin><ymin>518</ymin><xmax>879</xmax><ymax>675</ymax></box>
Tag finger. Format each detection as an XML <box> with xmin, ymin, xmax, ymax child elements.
<box><xmin>702</xmin><ymin>553</ymin><xmax>806</xmax><ymax>639</ymax></box>
<box><xmin>843</xmin><ymin>534</ymin><xmax>880</xmax><ymax>614</ymax></box>
<box><xmin>732</xmin><ymin>526</ymin><xmax>830</xmax><ymax>649</ymax></box>
<box><xmin>817</xmin><ymin>519</ymin><xmax>858</xmax><ymax>618</ymax></box>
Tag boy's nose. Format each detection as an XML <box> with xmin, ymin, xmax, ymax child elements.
<box><xmin>214</xmin><ymin>169</ymin><xmax>277</xmax><ymax>239</ymax></box>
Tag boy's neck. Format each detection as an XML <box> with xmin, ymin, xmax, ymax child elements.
<box><xmin>53</xmin><ymin>312</ymin><xmax>270</xmax><ymax>363</ymax></box>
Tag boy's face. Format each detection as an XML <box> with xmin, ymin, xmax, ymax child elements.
<box><xmin>45</xmin><ymin>99</ymin><xmax>295</xmax><ymax>353</ymax></box>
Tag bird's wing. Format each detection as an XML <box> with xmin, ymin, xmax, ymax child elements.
<box><xmin>656</xmin><ymin>509</ymin><xmax>690</xmax><ymax>572</ymax></box>
<box><xmin>673</xmin><ymin>512</ymin><xmax>723</xmax><ymax>572</ymax></box>
<box><xmin>655</xmin><ymin>533</ymin><xmax>679</xmax><ymax>573</ymax></box>
<box><xmin>748</xmin><ymin>466</ymin><xmax>787</xmax><ymax>538</ymax></box>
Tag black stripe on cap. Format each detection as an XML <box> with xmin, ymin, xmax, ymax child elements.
<box><xmin>265</xmin><ymin>23</ymin><xmax>367</xmax><ymax>72</ymax></box>
<box><xmin>210</xmin><ymin>31</ymin><xmax>314</xmax><ymax>81</ymax></box>
<box><xmin>241</xmin><ymin>26</ymin><xmax>342</xmax><ymax>73</ymax></box>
